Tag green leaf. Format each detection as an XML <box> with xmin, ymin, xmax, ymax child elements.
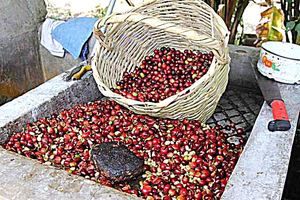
<box><xmin>286</xmin><ymin>21</ymin><xmax>296</xmax><ymax>31</ymax></box>
<box><xmin>295</xmin><ymin>23</ymin><xmax>300</xmax><ymax>33</ymax></box>
<box><xmin>296</xmin><ymin>33</ymin><xmax>300</xmax><ymax>45</ymax></box>
<box><xmin>287</xmin><ymin>0</ymin><xmax>293</xmax><ymax>3</ymax></box>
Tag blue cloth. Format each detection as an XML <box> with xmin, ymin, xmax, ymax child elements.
<box><xmin>80</xmin><ymin>42</ymin><xmax>89</xmax><ymax>61</ymax></box>
<box><xmin>52</xmin><ymin>17</ymin><xmax>98</xmax><ymax>59</ymax></box>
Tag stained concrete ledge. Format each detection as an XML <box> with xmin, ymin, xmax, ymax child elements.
<box><xmin>222</xmin><ymin>64</ymin><xmax>300</xmax><ymax>200</ymax></box>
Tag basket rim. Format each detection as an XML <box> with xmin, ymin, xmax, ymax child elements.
<box><xmin>91</xmin><ymin>0</ymin><xmax>230</xmax><ymax>109</ymax></box>
<box><xmin>92</xmin><ymin>53</ymin><xmax>228</xmax><ymax>108</ymax></box>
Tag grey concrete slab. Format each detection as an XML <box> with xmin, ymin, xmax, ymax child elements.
<box><xmin>222</xmin><ymin>80</ymin><xmax>300</xmax><ymax>199</ymax></box>
<box><xmin>0</xmin><ymin>72</ymin><xmax>102</xmax><ymax>144</ymax></box>
<box><xmin>0</xmin><ymin>147</ymin><xmax>140</xmax><ymax>200</ymax></box>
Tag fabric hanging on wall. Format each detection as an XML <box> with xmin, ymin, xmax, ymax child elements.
<box><xmin>40</xmin><ymin>18</ymin><xmax>65</xmax><ymax>57</ymax></box>
<box><xmin>52</xmin><ymin>17</ymin><xmax>98</xmax><ymax>59</ymax></box>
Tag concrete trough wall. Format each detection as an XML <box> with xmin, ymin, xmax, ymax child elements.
<box><xmin>0</xmin><ymin>74</ymin><xmax>101</xmax><ymax>144</ymax></box>
<box><xmin>2</xmin><ymin>45</ymin><xmax>297</xmax><ymax>200</ymax></box>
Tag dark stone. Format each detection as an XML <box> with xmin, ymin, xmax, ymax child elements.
<box><xmin>91</xmin><ymin>142</ymin><xmax>144</xmax><ymax>183</ymax></box>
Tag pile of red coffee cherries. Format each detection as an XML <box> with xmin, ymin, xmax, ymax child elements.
<box><xmin>4</xmin><ymin>100</ymin><xmax>244</xmax><ymax>200</ymax></box>
<box><xmin>113</xmin><ymin>47</ymin><xmax>213</xmax><ymax>102</ymax></box>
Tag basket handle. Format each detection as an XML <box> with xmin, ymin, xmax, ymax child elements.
<box><xmin>93</xmin><ymin>22</ymin><xmax>112</xmax><ymax>50</ymax></box>
<box><xmin>92</xmin><ymin>0</ymin><xmax>142</xmax><ymax>50</ymax></box>
<box><xmin>94</xmin><ymin>12</ymin><xmax>230</xmax><ymax>64</ymax></box>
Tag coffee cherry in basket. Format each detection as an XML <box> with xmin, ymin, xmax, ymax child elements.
<box><xmin>113</xmin><ymin>47</ymin><xmax>214</xmax><ymax>102</ymax></box>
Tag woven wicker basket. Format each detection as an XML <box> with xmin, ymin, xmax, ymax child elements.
<box><xmin>92</xmin><ymin>0</ymin><xmax>230</xmax><ymax>122</ymax></box>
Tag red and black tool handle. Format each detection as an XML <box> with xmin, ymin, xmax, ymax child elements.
<box><xmin>267</xmin><ymin>100</ymin><xmax>291</xmax><ymax>131</ymax></box>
